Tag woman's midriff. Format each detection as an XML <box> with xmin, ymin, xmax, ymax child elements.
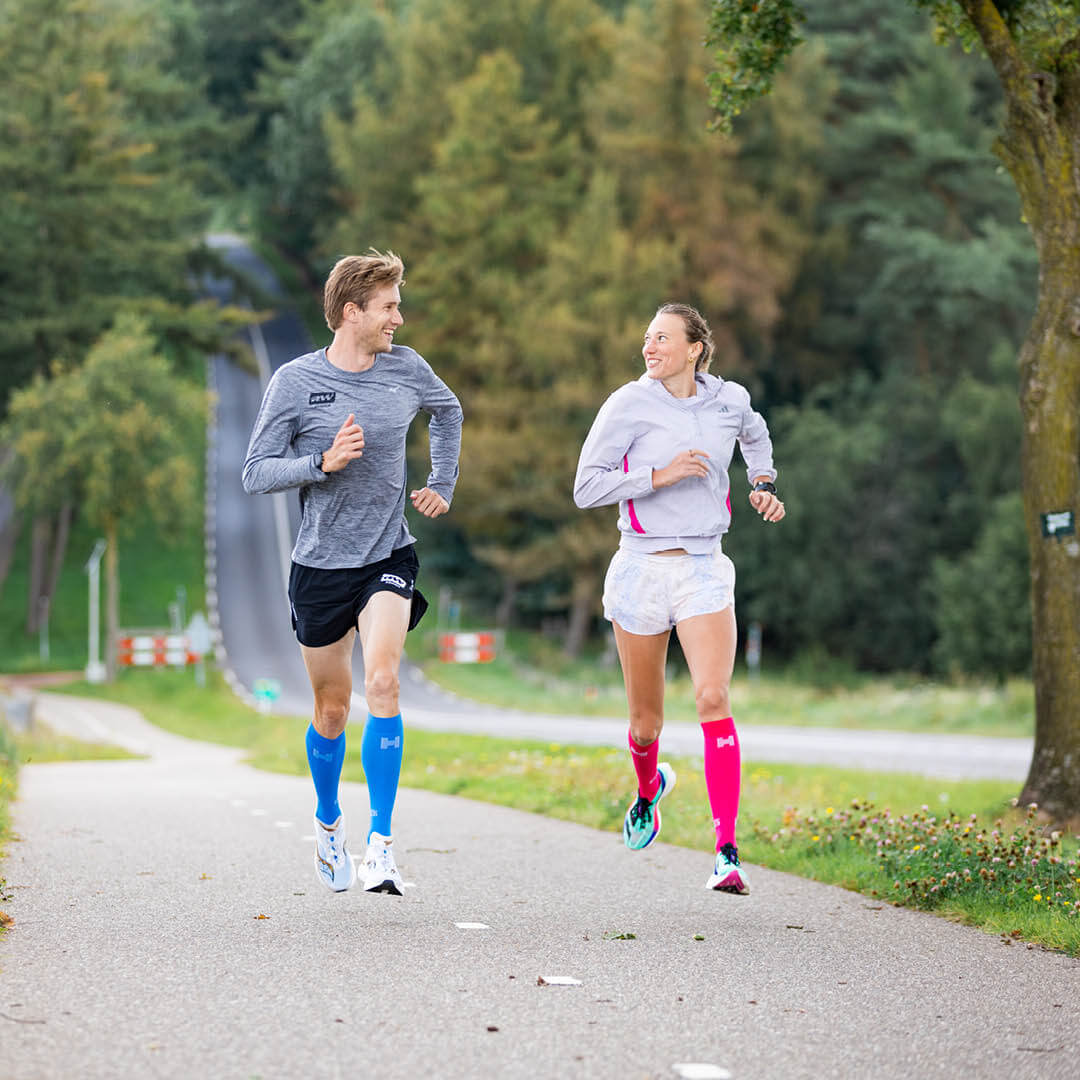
<box><xmin>652</xmin><ymin>548</ymin><xmax>689</xmax><ymax>556</ymax></box>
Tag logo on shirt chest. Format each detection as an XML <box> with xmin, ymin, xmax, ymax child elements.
<box><xmin>309</xmin><ymin>391</ymin><xmax>337</xmax><ymax>405</ymax></box>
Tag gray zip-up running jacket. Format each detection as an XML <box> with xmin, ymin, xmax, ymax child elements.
<box><xmin>242</xmin><ymin>346</ymin><xmax>462</xmax><ymax>569</ymax></box>
<box><xmin>573</xmin><ymin>372</ymin><xmax>776</xmax><ymax>554</ymax></box>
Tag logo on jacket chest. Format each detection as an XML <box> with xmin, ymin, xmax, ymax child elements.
<box><xmin>309</xmin><ymin>391</ymin><xmax>337</xmax><ymax>405</ymax></box>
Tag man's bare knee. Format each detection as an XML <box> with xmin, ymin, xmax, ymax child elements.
<box><xmin>313</xmin><ymin>696</ymin><xmax>349</xmax><ymax>738</ymax></box>
<box><xmin>365</xmin><ymin>668</ymin><xmax>400</xmax><ymax>712</ymax></box>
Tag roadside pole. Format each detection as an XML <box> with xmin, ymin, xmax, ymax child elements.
<box><xmin>85</xmin><ymin>538</ymin><xmax>107</xmax><ymax>684</ymax></box>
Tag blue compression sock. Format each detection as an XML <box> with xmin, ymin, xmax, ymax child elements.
<box><xmin>361</xmin><ymin>712</ymin><xmax>404</xmax><ymax>840</ymax></box>
<box><xmin>306</xmin><ymin>725</ymin><xmax>345</xmax><ymax>826</ymax></box>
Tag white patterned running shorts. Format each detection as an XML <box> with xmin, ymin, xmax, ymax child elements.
<box><xmin>602</xmin><ymin>547</ymin><xmax>736</xmax><ymax>636</ymax></box>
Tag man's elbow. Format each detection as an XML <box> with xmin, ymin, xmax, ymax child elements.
<box><xmin>241</xmin><ymin>463</ymin><xmax>263</xmax><ymax>495</ymax></box>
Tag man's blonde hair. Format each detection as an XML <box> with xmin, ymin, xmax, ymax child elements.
<box><xmin>323</xmin><ymin>250</ymin><xmax>405</xmax><ymax>330</ymax></box>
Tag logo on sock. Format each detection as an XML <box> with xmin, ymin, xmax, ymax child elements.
<box><xmin>715</xmin><ymin>735</ymin><xmax>736</xmax><ymax>748</ymax></box>
<box><xmin>380</xmin><ymin>735</ymin><xmax>401</xmax><ymax>750</ymax></box>
<box><xmin>630</xmin><ymin>746</ymin><xmax>649</xmax><ymax>757</ymax></box>
<box><xmin>311</xmin><ymin>747</ymin><xmax>334</xmax><ymax>762</ymax></box>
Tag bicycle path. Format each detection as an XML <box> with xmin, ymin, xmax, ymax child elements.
<box><xmin>2</xmin><ymin>692</ymin><xmax>1076</xmax><ymax>1080</ymax></box>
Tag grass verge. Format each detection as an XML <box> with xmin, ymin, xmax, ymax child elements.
<box><xmin>54</xmin><ymin>669</ymin><xmax>1079</xmax><ymax>954</ymax></box>
<box><xmin>407</xmin><ymin>630</ymin><xmax>1033</xmax><ymax>736</ymax></box>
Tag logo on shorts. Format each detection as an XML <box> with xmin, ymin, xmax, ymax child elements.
<box><xmin>380</xmin><ymin>736</ymin><xmax>401</xmax><ymax>750</ymax></box>
<box><xmin>309</xmin><ymin>391</ymin><xmax>337</xmax><ymax>405</ymax></box>
<box><xmin>380</xmin><ymin>573</ymin><xmax>408</xmax><ymax>589</ymax></box>
<box><xmin>716</xmin><ymin>735</ymin><xmax>736</xmax><ymax>749</ymax></box>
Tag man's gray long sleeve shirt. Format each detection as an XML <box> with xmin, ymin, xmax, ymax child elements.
<box><xmin>242</xmin><ymin>346</ymin><xmax>462</xmax><ymax>569</ymax></box>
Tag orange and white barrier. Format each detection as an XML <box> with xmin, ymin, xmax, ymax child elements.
<box><xmin>117</xmin><ymin>633</ymin><xmax>200</xmax><ymax>667</ymax></box>
<box><xmin>439</xmin><ymin>631</ymin><xmax>496</xmax><ymax>664</ymax></box>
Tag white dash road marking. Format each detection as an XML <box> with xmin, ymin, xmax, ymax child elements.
<box><xmin>537</xmin><ymin>976</ymin><xmax>582</xmax><ymax>986</ymax></box>
<box><xmin>251</xmin><ymin>809</ymin><xmax>267</xmax><ymax>817</ymax></box>
<box><xmin>230</xmin><ymin>800</ymin><xmax>247</xmax><ymax>808</ymax></box>
<box><xmin>274</xmin><ymin>821</ymin><xmax>293</xmax><ymax>829</ymax></box>
<box><xmin>455</xmin><ymin>922</ymin><xmax>490</xmax><ymax>930</ymax></box>
<box><xmin>672</xmin><ymin>1066</ymin><xmax>732</xmax><ymax>1080</ymax></box>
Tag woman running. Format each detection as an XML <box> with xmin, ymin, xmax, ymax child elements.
<box><xmin>573</xmin><ymin>303</ymin><xmax>784</xmax><ymax>893</ymax></box>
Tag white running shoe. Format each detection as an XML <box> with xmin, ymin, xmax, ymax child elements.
<box><xmin>313</xmin><ymin>814</ymin><xmax>356</xmax><ymax>892</ymax></box>
<box><xmin>362</xmin><ymin>831</ymin><xmax>403</xmax><ymax>896</ymax></box>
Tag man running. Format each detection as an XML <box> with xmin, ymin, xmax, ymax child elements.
<box><xmin>242</xmin><ymin>250</ymin><xmax>462</xmax><ymax>896</ymax></box>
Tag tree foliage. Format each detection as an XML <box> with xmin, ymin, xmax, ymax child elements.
<box><xmin>3</xmin><ymin>313</ymin><xmax>207</xmax><ymax>677</ymax></box>
<box><xmin>0</xmin><ymin>0</ymin><xmax>242</xmax><ymax>412</ymax></box>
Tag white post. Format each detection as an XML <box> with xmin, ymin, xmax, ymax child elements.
<box><xmin>85</xmin><ymin>539</ymin><xmax>107</xmax><ymax>684</ymax></box>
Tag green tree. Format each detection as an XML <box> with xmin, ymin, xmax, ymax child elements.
<box><xmin>3</xmin><ymin>314</ymin><xmax>207</xmax><ymax>679</ymax></box>
<box><xmin>727</xmin><ymin>372</ymin><xmax>956</xmax><ymax>671</ymax></box>
<box><xmin>708</xmin><ymin>0</ymin><xmax>1080</xmax><ymax>822</ymax></box>
<box><xmin>0</xmin><ymin>0</ymin><xmax>234</xmax><ymax>407</ymax></box>
<box><xmin>933</xmin><ymin>493</ymin><xmax>1031</xmax><ymax>678</ymax></box>
<box><xmin>588</xmin><ymin>0</ymin><xmax>815</xmax><ymax>377</ymax></box>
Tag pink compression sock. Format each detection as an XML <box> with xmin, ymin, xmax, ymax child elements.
<box><xmin>702</xmin><ymin>717</ymin><xmax>741</xmax><ymax>850</ymax></box>
<box><xmin>628</xmin><ymin>730</ymin><xmax>660</xmax><ymax>800</ymax></box>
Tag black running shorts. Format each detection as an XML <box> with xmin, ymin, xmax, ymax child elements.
<box><xmin>287</xmin><ymin>545</ymin><xmax>429</xmax><ymax>647</ymax></box>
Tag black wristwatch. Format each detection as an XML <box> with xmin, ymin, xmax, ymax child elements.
<box><xmin>753</xmin><ymin>481</ymin><xmax>777</xmax><ymax>495</ymax></box>
<box><xmin>313</xmin><ymin>450</ymin><xmax>324</xmax><ymax>471</ymax></box>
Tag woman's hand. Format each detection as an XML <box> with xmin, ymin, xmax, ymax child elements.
<box><xmin>652</xmin><ymin>449</ymin><xmax>710</xmax><ymax>489</ymax></box>
<box><xmin>749</xmin><ymin>489</ymin><xmax>785</xmax><ymax>523</ymax></box>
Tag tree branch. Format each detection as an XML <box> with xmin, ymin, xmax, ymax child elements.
<box><xmin>955</xmin><ymin>0</ymin><xmax>1031</xmax><ymax>104</ymax></box>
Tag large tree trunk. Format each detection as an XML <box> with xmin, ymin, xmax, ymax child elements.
<box><xmin>1017</xmin><ymin>276</ymin><xmax>1080</xmax><ymax>823</ymax></box>
<box><xmin>104</xmin><ymin>523</ymin><xmax>119</xmax><ymax>682</ymax></box>
<box><xmin>966</xmin><ymin>4</ymin><xmax>1080</xmax><ymax>823</ymax></box>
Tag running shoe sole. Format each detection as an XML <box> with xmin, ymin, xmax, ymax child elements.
<box><xmin>706</xmin><ymin>866</ymin><xmax>750</xmax><ymax>895</ymax></box>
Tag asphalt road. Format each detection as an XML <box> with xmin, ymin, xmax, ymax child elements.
<box><xmin>3</xmin><ymin>692</ymin><xmax>1078</xmax><ymax>1080</ymax></box>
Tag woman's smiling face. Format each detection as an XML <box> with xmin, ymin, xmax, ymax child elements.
<box><xmin>642</xmin><ymin>312</ymin><xmax>697</xmax><ymax>382</ymax></box>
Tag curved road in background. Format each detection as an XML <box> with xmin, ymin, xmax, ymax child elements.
<box><xmin>203</xmin><ymin>235</ymin><xmax>1033</xmax><ymax>783</ymax></box>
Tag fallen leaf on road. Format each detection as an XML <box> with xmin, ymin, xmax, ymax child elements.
<box><xmin>254</xmin><ymin>913</ymin><xmax>270</xmax><ymax>920</ymax></box>
<box><xmin>0</xmin><ymin>910</ymin><xmax>13</xmax><ymax>929</ymax></box>
<box><xmin>199</xmin><ymin>873</ymin><xmax>212</xmax><ymax>881</ymax></box>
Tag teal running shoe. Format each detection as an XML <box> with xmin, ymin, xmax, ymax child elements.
<box><xmin>706</xmin><ymin>842</ymin><xmax>750</xmax><ymax>894</ymax></box>
<box><xmin>623</xmin><ymin>762</ymin><xmax>676</xmax><ymax>850</ymax></box>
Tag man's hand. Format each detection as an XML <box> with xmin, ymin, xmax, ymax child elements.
<box><xmin>321</xmin><ymin>413</ymin><xmax>365</xmax><ymax>473</ymax></box>
<box><xmin>410</xmin><ymin>487</ymin><xmax>449</xmax><ymax>518</ymax></box>
<box><xmin>652</xmin><ymin>449</ymin><xmax>710</xmax><ymax>489</ymax></box>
